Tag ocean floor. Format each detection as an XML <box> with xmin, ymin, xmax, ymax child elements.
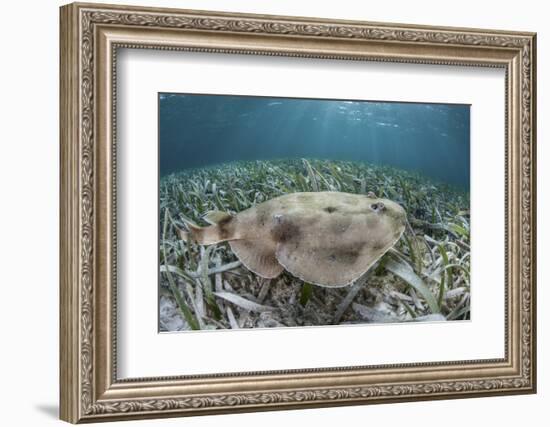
<box><xmin>159</xmin><ymin>159</ymin><xmax>470</xmax><ymax>332</ymax></box>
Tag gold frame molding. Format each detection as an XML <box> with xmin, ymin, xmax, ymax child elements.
<box><xmin>60</xmin><ymin>2</ymin><xmax>537</xmax><ymax>423</ymax></box>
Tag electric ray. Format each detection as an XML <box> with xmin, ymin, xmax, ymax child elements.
<box><xmin>178</xmin><ymin>191</ymin><xmax>407</xmax><ymax>287</ymax></box>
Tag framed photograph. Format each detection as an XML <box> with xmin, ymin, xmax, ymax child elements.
<box><xmin>60</xmin><ymin>2</ymin><xmax>537</xmax><ymax>423</ymax></box>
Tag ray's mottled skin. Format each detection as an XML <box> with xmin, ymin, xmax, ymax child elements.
<box><xmin>179</xmin><ymin>191</ymin><xmax>407</xmax><ymax>287</ymax></box>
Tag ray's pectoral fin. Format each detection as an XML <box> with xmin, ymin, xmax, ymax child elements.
<box><xmin>229</xmin><ymin>240</ymin><xmax>283</xmax><ymax>279</ymax></box>
<box><xmin>275</xmin><ymin>241</ymin><xmax>378</xmax><ymax>287</ymax></box>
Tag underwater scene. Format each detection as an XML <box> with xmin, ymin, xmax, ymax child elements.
<box><xmin>159</xmin><ymin>93</ymin><xmax>470</xmax><ymax>332</ymax></box>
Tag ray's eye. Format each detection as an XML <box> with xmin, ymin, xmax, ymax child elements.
<box><xmin>371</xmin><ymin>202</ymin><xmax>385</xmax><ymax>212</ymax></box>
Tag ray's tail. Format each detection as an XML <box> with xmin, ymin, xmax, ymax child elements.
<box><xmin>177</xmin><ymin>222</ymin><xmax>220</xmax><ymax>245</ymax></box>
<box><xmin>177</xmin><ymin>211</ymin><xmax>234</xmax><ymax>245</ymax></box>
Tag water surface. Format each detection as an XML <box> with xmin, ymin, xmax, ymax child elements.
<box><xmin>159</xmin><ymin>93</ymin><xmax>470</xmax><ymax>189</ymax></box>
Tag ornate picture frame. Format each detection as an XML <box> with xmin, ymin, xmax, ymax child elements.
<box><xmin>60</xmin><ymin>2</ymin><xmax>536</xmax><ymax>423</ymax></box>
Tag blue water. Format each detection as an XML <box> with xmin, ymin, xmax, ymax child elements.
<box><xmin>159</xmin><ymin>93</ymin><xmax>470</xmax><ymax>189</ymax></box>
